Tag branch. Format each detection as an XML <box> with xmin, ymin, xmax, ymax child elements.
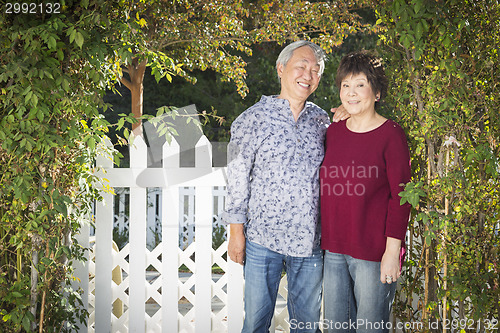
<box><xmin>158</xmin><ymin>36</ymin><xmax>246</xmax><ymax>49</ymax></box>
<box><xmin>120</xmin><ymin>76</ymin><xmax>133</xmax><ymax>90</ymax></box>
<box><xmin>137</xmin><ymin>59</ymin><xmax>147</xmax><ymax>71</ymax></box>
<box><xmin>158</xmin><ymin>25</ymin><xmax>357</xmax><ymax>51</ymax></box>
<box><xmin>436</xmin><ymin>144</ymin><xmax>446</xmax><ymax>178</ymax></box>
<box><xmin>5</xmin><ymin>77</ymin><xmax>14</xmax><ymax>89</ymax></box>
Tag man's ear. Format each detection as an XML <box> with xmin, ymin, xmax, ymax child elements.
<box><xmin>277</xmin><ymin>63</ymin><xmax>284</xmax><ymax>79</ymax></box>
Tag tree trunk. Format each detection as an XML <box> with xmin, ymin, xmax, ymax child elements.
<box><xmin>30</xmin><ymin>233</ymin><xmax>43</xmax><ymax>331</ymax></box>
<box><xmin>423</xmin><ymin>143</ymin><xmax>439</xmax><ymax>332</ymax></box>
<box><xmin>30</xmin><ymin>249</ymin><xmax>39</xmax><ymax>332</ymax></box>
<box><xmin>120</xmin><ymin>58</ymin><xmax>147</xmax><ymax>136</ymax></box>
<box><xmin>442</xmin><ymin>150</ymin><xmax>450</xmax><ymax>333</ymax></box>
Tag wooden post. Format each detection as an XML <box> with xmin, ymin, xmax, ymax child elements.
<box><xmin>442</xmin><ymin>149</ymin><xmax>450</xmax><ymax>332</ymax></box>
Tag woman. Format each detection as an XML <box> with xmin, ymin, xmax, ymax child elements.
<box><xmin>320</xmin><ymin>51</ymin><xmax>411</xmax><ymax>333</ymax></box>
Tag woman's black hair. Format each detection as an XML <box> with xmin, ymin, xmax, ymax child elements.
<box><xmin>335</xmin><ymin>51</ymin><xmax>388</xmax><ymax>107</ymax></box>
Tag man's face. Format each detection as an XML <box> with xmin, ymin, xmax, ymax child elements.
<box><xmin>277</xmin><ymin>46</ymin><xmax>321</xmax><ymax>103</ymax></box>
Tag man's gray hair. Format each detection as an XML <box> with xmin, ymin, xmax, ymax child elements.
<box><xmin>276</xmin><ymin>40</ymin><xmax>326</xmax><ymax>79</ymax></box>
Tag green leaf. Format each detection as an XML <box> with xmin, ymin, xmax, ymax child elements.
<box><xmin>414</xmin><ymin>0</ymin><xmax>422</xmax><ymax>15</ymax></box>
<box><xmin>416</xmin><ymin>21</ymin><xmax>423</xmax><ymax>41</ymax></box>
<box><xmin>31</xmin><ymin>94</ymin><xmax>38</xmax><ymax>107</ymax></box>
<box><xmin>48</xmin><ymin>36</ymin><xmax>57</xmax><ymax>50</ymax></box>
<box><xmin>87</xmin><ymin>137</ymin><xmax>96</xmax><ymax>151</ymax></box>
<box><xmin>37</xmin><ymin>109</ymin><xmax>44</xmax><ymax>122</ymax></box>
<box><xmin>57</xmin><ymin>49</ymin><xmax>64</xmax><ymax>61</ymax></box>
<box><xmin>62</xmin><ymin>78</ymin><xmax>70</xmax><ymax>91</ymax></box>
<box><xmin>117</xmin><ymin>117</ymin><xmax>125</xmax><ymax>129</ymax></box>
<box><xmin>69</xmin><ymin>28</ymin><xmax>76</xmax><ymax>43</ymax></box>
<box><xmin>21</xmin><ymin>315</ymin><xmax>31</xmax><ymax>332</ymax></box>
<box><xmin>75</xmin><ymin>32</ymin><xmax>84</xmax><ymax>48</ymax></box>
<box><xmin>443</xmin><ymin>36</ymin><xmax>451</xmax><ymax>48</ymax></box>
<box><xmin>25</xmin><ymin>91</ymin><xmax>33</xmax><ymax>104</ymax></box>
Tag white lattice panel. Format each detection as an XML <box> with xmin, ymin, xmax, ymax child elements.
<box><xmin>112</xmin><ymin>310</ymin><xmax>129</xmax><ymax>333</ymax></box>
<box><xmin>112</xmin><ymin>243</ymin><xmax>130</xmax><ymax>333</ymax></box>
<box><xmin>274</xmin><ymin>277</ymin><xmax>290</xmax><ymax>332</ymax></box>
<box><xmin>178</xmin><ymin>242</ymin><xmax>196</xmax><ymax>333</ymax></box>
<box><xmin>211</xmin><ymin>242</ymin><xmax>229</xmax><ymax>332</ymax></box>
<box><xmin>145</xmin><ymin>244</ymin><xmax>163</xmax><ymax>330</ymax></box>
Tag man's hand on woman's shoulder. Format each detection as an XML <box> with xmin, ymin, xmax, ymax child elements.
<box><xmin>331</xmin><ymin>104</ymin><xmax>350</xmax><ymax>123</ymax></box>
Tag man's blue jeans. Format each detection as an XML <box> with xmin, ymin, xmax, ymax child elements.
<box><xmin>242</xmin><ymin>240</ymin><xmax>323</xmax><ymax>333</ymax></box>
<box><xmin>323</xmin><ymin>251</ymin><xmax>397</xmax><ymax>333</ymax></box>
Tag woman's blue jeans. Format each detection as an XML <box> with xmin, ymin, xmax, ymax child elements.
<box><xmin>242</xmin><ymin>240</ymin><xmax>323</xmax><ymax>333</ymax></box>
<box><xmin>323</xmin><ymin>251</ymin><xmax>397</xmax><ymax>333</ymax></box>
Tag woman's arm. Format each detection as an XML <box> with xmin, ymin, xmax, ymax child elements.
<box><xmin>380</xmin><ymin>237</ymin><xmax>402</xmax><ymax>283</ymax></box>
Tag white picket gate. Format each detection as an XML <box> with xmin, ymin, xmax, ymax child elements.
<box><xmin>74</xmin><ymin>135</ymin><xmax>290</xmax><ymax>333</ymax></box>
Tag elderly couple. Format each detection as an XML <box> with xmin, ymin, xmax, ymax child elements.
<box><xmin>222</xmin><ymin>41</ymin><xmax>411</xmax><ymax>333</ymax></box>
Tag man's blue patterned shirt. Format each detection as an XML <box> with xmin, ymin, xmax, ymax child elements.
<box><xmin>222</xmin><ymin>95</ymin><xmax>330</xmax><ymax>257</ymax></box>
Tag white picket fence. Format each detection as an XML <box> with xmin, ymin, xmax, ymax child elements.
<box><xmin>74</xmin><ymin>135</ymin><xmax>290</xmax><ymax>333</ymax></box>
<box><xmin>106</xmin><ymin>186</ymin><xmax>227</xmax><ymax>251</ymax></box>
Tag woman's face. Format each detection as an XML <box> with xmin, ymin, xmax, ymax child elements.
<box><xmin>339</xmin><ymin>72</ymin><xmax>380</xmax><ymax>116</ymax></box>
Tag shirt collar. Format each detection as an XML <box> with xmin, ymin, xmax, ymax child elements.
<box><xmin>260</xmin><ymin>95</ymin><xmax>312</xmax><ymax>120</ymax></box>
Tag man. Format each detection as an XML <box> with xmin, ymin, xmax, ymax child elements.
<box><xmin>222</xmin><ymin>40</ymin><xmax>343</xmax><ymax>333</ymax></box>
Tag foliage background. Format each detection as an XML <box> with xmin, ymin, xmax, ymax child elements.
<box><xmin>377</xmin><ymin>0</ymin><xmax>500</xmax><ymax>330</ymax></box>
<box><xmin>0</xmin><ymin>0</ymin><xmax>498</xmax><ymax>332</ymax></box>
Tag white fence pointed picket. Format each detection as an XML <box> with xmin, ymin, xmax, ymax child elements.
<box><xmin>194</xmin><ymin>135</ymin><xmax>214</xmax><ymax>332</ymax></box>
<box><xmin>128</xmin><ymin>136</ymin><xmax>148</xmax><ymax>333</ymax></box>
<box><xmin>227</xmin><ymin>246</ymin><xmax>244</xmax><ymax>332</ymax></box>
<box><xmin>93</xmin><ymin>139</ymin><xmax>115</xmax><ymax>333</ymax></box>
<box><xmin>94</xmin><ymin>191</ymin><xmax>114</xmax><ymax>333</ymax></box>
<box><xmin>162</xmin><ymin>138</ymin><xmax>180</xmax><ymax>333</ymax></box>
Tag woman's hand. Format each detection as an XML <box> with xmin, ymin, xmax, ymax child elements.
<box><xmin>380</xmin><ymin>237</ymin><xmax>402</xmax><ymax>284</ymax></box>
<box><xmin>331</xmin><ymin>104</ymin><xmax>350</xmax><ymax>122</ymax></box>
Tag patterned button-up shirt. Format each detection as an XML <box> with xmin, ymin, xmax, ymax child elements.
<box><xmin>222</xmin><ymin>95</ymin><xmax>330</xmax><ymax>257</ymax></box>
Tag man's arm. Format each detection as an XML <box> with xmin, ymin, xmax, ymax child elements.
<box><xmin>222</xmin><ymin>111</ymin><xmax>258</xmax><ymax>265</ymax></box>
